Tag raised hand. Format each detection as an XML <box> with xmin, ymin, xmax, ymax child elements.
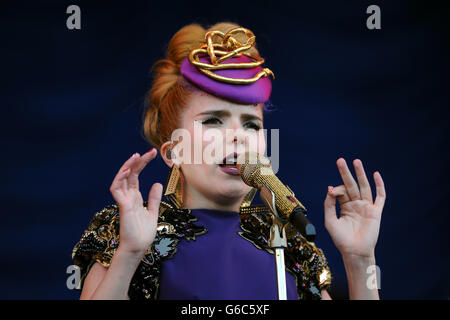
<box><xmin>324</xmin><ymin>158</ymin><xmax>386</xmax><ymax>258</ymax></box>
<box><xmin>109</xmin><ymin>149</ymin><xmax>163</xmax><ymax>256</ymax></box>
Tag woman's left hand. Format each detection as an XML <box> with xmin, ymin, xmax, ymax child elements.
<box><xmin>324</xmin><ymin>158</ymin><xmax>386</xmax><ymax>259</ymax></box>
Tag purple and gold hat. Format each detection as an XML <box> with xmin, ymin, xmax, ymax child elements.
<box><xmin>180</xmin><ymin>27</ymin><xmax>275</xmax><ymax>105</ymax></box>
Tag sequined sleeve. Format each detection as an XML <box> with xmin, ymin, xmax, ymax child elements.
<box><xmin>71</xmin><ymin>204</ymin><xmax>121</xmax><ymax>292</ymax></box>
<box><xmin>284</xmin><ymin>223</ymin><xmax>333</xmax><ymax>299</ymax></box>
<box><xmin>239</xmin><ymin>205</ymin><xmax>332</xmax><ymax>300</ymax></box>
<box><xmin>71</xmin><ymin>201</ymin><xmax>207</xmax><ymax>300</ymax></box>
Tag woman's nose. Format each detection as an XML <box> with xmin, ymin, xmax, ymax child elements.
<box><xmin>227</xmin><ymin>120</ymin><xmax>246</xmax><ymax>145</ymax></box>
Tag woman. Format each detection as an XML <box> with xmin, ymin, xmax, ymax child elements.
<box><xmin>72</xmin><ymin>22</ymin><xmax>386</xmax><ymax>300</ymax></box>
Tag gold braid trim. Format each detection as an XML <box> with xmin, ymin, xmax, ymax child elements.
<box><xmin>188</xmin><ymin>27</ymin><xmax>275</xmax><ymax>84</ymax></box>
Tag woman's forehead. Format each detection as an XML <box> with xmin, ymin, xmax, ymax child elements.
<box><xmin>185</xmin><ymin>91</ymin><xmax>263</xmax><ymax>117</ymax></box>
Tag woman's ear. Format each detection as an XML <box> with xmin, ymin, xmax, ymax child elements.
<box><xmin>160</xmin><ymin>141</ymin><xmax>174</xmax><ymax>168</ymax></box>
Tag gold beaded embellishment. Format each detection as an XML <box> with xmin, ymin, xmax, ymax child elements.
<box><xmin>188</xmin><ymin>27</ymin><xmax>275</xmax><ymax>84</ymax></box>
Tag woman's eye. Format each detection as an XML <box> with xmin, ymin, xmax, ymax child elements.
<box><xmin>201</xmin><ymin>117</ymin><xmax>222</xmax><ymax>125</ymax></box>
<box><xmin>244</xmin><ymin>122</ymin><xmax>261</xmax><ymax>131</ymax></box>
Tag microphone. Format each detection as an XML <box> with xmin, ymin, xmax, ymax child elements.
<box><xmin>236</xmin><ymin>152</ymin><xmax>316</xmax><ymax>242</ymax></box>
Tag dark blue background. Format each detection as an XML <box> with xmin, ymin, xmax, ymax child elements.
<box><xmin>1</xmin><ymin>0</ymin><xmax>448</xmax><ymax>299</ymax></box>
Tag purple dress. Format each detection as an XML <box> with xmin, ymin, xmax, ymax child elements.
<box><xmin>158</xmin><ymin>208</ymin><xmax>299</xmax><ymax>300</ymax></box>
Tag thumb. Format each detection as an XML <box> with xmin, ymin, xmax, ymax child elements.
<box><xmin>324</xmin><ymin>186</ymin><xmax>338</xmax><ymax>229</ymax></box>
<box><xmin>147</xmin><ymin>182</ymin><xmax>163</xmax><ymax>214</ymax></box>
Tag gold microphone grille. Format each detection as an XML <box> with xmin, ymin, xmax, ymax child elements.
<box><xmin>237</xmin><ymin>152</ymin><xmax>272</xmax><ymax>188</ymax></box>
<box><xmin>237</xmin><ymin>152</ymin><xmax>303</xmax><ymax>215</ymax></box>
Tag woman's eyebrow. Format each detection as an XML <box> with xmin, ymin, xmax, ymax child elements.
<box><xmin>196</xmin><ymin>110</ymin><xmax>230</xmax><ymax>118</ymax></box>
<box><xmin>196</xmin><ymin>110</ymin><xmax>262</xmax><ymax>122</ymax></box>
<box><xmin>241</xmin><ymin>114</ymin><xmax>262</xmax><ymax>122</ymax></box>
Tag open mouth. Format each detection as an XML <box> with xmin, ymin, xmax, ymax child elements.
<box><xmin>218</xmin><ymin>152</ymin><xmax>240</xmax><ymax>175</ymax></box>
<box><xmin>220</xmin><ymin>152</ymin><xmax>238</xmax><ymax>164</ymax></box>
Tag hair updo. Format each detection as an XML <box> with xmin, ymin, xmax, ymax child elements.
<box><xmin>142</xmin><ymin>21</ymin><xmax>266</xmax><ymax>149</ymax></box>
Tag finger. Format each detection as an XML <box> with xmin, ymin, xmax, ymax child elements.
<box><xmin>117</xmin><ymin>153</ymin><xmax>141</xmax><ymax>176</ymax></box>
<box><xmin>110</xmin><ymin>153</ymin><xmax>140</xmax><ymax>197</ymax></box>
<box><xmin>324</xmin><ymin>186</ymin><xmax>338</xmax><ymax>229</ymax></box>
<box><xmin>353</xmin><ymin>159</ymin><xmax>373</xmax><ymax>203</ymax></box>
<box><xmin>147</xmin><ymin>182</ymin><xmax>163</xmax><ymax>215</ymax></box>
<box><xmin>109</xmin><ymin>167</ymin><xmax>132</xmax><ymax>204</ymax></box>
<box><xmin>329</xmin><ymin>185</ymin><xmax>352</xmax><ymax>205</ymax></box>
<box><xmin>128</xmin><ymin>149</ymin><xmax>158</xmax><ymax>190</ymax></box>
<box><xmin>337</xmin><ymin>158</ymin><xmax>361</xmax><ymax>200</ymax></box>
<box><xmin>373</xmin><ymin>171</ymin><xmax>386</xmax><ymax>210</ymax></box>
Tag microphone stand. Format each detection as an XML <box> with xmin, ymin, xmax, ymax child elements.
<box><xmin>265</xmin><ymin>188</ymin><xmax>289</xmax><ymax>300</ymax></box>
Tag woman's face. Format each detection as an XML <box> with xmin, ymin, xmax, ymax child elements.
<box><xmin>172</xmin><ymin>90</ymin><xmax>266</xmax><ymax>208</ymax></box>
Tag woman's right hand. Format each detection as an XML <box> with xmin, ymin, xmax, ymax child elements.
<box><xmin>109</xmin><ymin>149</ymin><xmax>163</xmax><ymax>257</ymax></box>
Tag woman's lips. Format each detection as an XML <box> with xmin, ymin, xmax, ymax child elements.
<box><xmin>219</xmin><ymin>152</ymin><xmax>240</xmax><ymax>176</ymax></box>
<box><xmin>219</xmin><ymin>164</ymin><xmax>240</xmax><ymax>176</ymax></box>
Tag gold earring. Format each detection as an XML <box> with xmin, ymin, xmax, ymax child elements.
<box><xmin>163</xmin><ymin>161</ymin><xmax>184</xmax><ymax>209</ymax></box>
<box><xmin>163</xmin><ymin>137</ymin><xmax>184</xmax><ymax>208</ymax></box>
<box><xmin>240</xmin><ymin>187</ymin><xmax>257</xmax><ymax>209</ymax></box>
<box><xmin>163</xmin><ymin>140</ymin><xmax>183</xmax><ymax>209</ymax></box>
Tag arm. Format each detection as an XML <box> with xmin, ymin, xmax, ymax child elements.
<box><xmin>342</xmin><ymin>254</ymin><xmax>379</xmax><ymax>300</ymax></box>
<box><xmin>80</xmin><ymin>249</ymin><xmax>143</xmax><ymax>300</ymax></box>
<box><xmin>80</xmin><ymin>149</ymin><xmax>162</xmax><ymax>300</ymax></box>
<box><xmin>321</xmin><ymin>255</ymin><xmax>379</xmax><ymax>300</ymax></box>
<box><xmin>321</xmin><ymin>289</ymin><xmax>332</xmax><ymax>300</ymax></box>
<box><xmin>324</xmin><ymin>158</ymin><xmax>386</xmax><ymax>300</ymax></box>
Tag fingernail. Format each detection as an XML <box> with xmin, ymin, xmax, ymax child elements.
<box><xmin>328</xmin><ymin>186</ymin><xmax>334</xmax><ymax>193</ymax></box>
<box><xmin>148</xmin><ymin>148</ymin><xmax>155</xmax><ymax>153</ymax></box>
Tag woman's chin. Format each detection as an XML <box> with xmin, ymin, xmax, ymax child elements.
<box><xmin>214</xmin><ymin>181</ymin><xmax>251</xmax><ymax>199</ymax></box>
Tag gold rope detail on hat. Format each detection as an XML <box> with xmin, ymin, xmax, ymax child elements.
<box><xmin>188</xmin><ymin>27</ymin><xmax>275</xmax><ymax>85</ymax></box>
